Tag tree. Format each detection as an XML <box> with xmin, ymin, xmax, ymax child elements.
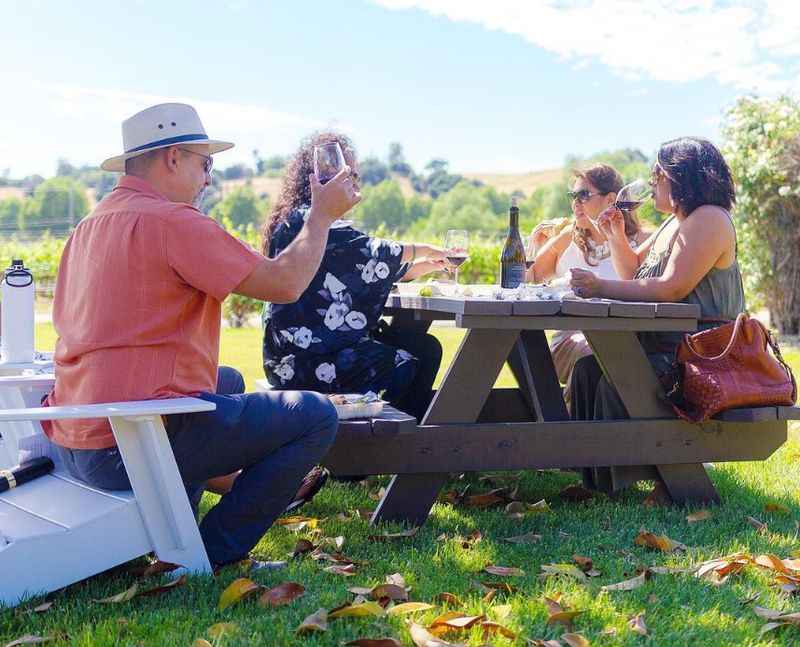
<box><xmin>359</xmin><ymin>157</ymin><xmax>390</xmax><ymax>186</ymax></box>
<box><xmin>25</xmin><ymin>177</ymin><xmax>89</xmax><ymax>235</ymax></box>
<box><xmin>388</xmin><ymin>142</ymin><xmax>412</xmax><ymax>176</ymax></box>
<box><xmin>56</xmin><ymin>158</ymin><xmax>77</xmax><ymax>177</ymax></box>
<box><xmin>352</xmin><ymin>180</ymin><xmax>407</xmax><ymax>232</ymax></box>
<box><xmin>210</xmin><ymin>186</ymin><xmax>268</xmax><ymax>231</ymax></box>
<box><xmin>0</xmin><ymin>197</ymin><xmax>25</xmax><ymax>233</ymax></box>
<box><xmin>723</xmin><ymin>95</ymin><xmax>800</xmax><ymax>334</ymax></box>
<box><xmin>408</xmin><ymin>181</ymin><xmax>506</xmax><ymax>238</ymax></box>
<box><xmin>222</xmin><ymin>164</ymin><xmax>253</xmax><ymax>181</ymax></box>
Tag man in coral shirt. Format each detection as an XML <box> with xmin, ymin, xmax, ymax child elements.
<box><xmin>44</xmin><ymin>103</ymin><xmax>360</xmax><ymax>569</ymax></box>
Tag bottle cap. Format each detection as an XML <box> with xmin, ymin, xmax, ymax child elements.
<box><xmin>510</xmin><ymin>197</ymin><xmax>518</xmax><ymax>208</ymax></box>
<box><xmin>11</xmin><ymin>259</ymin><xmax>23</xmax><ymax>267</ymax></box>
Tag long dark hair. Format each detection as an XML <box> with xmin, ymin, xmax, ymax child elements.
<box><xmin>657</xmin><ymin>137</ymin><xmax>735</xmax><ymax>216</ymax></box>
<box><xmin>572</xmin><ymin>164</ymin><xmax>641</xmax><ymax>265</ymax></box>
<box><xmin>261</xmin><ymin>131</ymin><xmax>356</xmax><ymax>255</ymax></box>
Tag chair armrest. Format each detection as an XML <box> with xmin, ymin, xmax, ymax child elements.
<box><xmin>0</xmin><ymin>397</ymin><xmax>215</xmax><ymax>422</ymax></box>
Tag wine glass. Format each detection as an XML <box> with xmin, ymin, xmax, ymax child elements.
<box><xmin>313</xmin><ymin>142</ymin><xmax>345</xmax><ymax>184</ymax></box>
<box><xmin>444</xmin><ymin>229</ymin><xmax>469</xmax><ymax>288</ymax></box>
<box><xmin>614</xmin><ymin>178</ymin><xmax>651</xmax><ymax>213</ymax></box>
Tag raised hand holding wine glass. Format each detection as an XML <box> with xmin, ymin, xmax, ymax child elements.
<box><xmin>597</xmin><ymin>178</ymin><xmax>650</xmax><ymax>242</ymax></box>
<box><xmin>444</xmin><ymin>229</ymin><xmax>469</xmax><ymax>287</ymax></box>
<box><xmin>313</xmin><ymin>142</ymin><xmax>346</xmax><ymax>184</ymax></box>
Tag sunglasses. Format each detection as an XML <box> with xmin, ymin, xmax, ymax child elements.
<box><xmin>179</xmin><ymin>148</ymin><xmax>214</xmax><ymax>174</ymax></box>
<box><xmin>567</xmin><ymin>189</ymin><xmax>604</xmax><ymax>203</ymax></box>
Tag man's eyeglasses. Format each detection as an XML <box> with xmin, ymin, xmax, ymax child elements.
<box><xmin>179</xmin><ymin>148</ymin><xmax>213</xmax><ymax>174</ymax></box>
<box><xmin>567</xmin><ymin>189</ymin><xmax>604</xmax><ymax>203</ymax></box>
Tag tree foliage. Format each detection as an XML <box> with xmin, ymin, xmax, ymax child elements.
<box><xmin>722</xmin><ymin>95</ymin><xmax>800</xmax><ymax>333</ymax></box>
<box><xmin>210</xmin><ymin>186</ymin><xmax>268</xmax><ymax>230</ymax></box>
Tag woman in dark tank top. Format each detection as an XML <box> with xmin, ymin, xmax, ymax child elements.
<box><xmin>567</xmin><ymin>137</ymin><xmax>745</xmax><ymax>420</ymax></box>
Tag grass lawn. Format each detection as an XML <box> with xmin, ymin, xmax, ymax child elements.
<box><xmin>2</xmin><ymin>325</ymin><xmax>800</xmax><ymax>646</ymax></box>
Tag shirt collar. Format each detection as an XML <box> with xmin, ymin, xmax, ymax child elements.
<box><xmin>115</xmin><ymin>175</ymin><xmax>170</xmax><ymax>201</ymax></box>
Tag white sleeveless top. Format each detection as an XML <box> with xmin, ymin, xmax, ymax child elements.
<box><xmin>555</xmin><ymin>238</ymin><xmax>637</xmax><ymax>281</ymax></box>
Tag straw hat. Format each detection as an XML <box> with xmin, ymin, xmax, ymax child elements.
<box><xmin>101</xmin><ymin>103</ymin><xmax>233</xmax><ymax>172</ymax></box>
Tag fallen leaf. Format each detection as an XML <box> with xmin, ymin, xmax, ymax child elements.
<box><xmin>349</xmin><ymin>586</ymin><xmax>374</xmax><ymax>596</ymax></box>
<box><xmin>740</xmin><ymin>592</ymin><xmax>761</xmax><ymax>606</ymax></box>
<box><xmin>207</xmin><ymin>623</ymin><xmax>238</xmax><ymax>639</ymax></box>
<box><xmin>540</xmin><ymin>563</ymin><xmax>588</xmax><ymax>582</ymax></box>
<box><xmin>436</xmin><ymin>592</ymin><xmax>463</xmax><ymax>606</ymax></box>
<box><xmin>276</xmin><ymin>515</ymin><xmax>319</xmax><ymax>532</ymax></box>
<box><xmin>194</xmin><ymin>640</ymin><xmax>213</xmax><ymax>647</ymax></box>
<box><xmin>760</xmin><ymin>622</ymin><xmax>792</xmax><ymax>636</ymax></box>
<box><xmin>409</xmin><ymin>622</ymin><xmax>465</xmax><ymax>647</ymax></box>
<box><xmin>345</xmin><ymin>640</ymin><xmax>403</xmax><ymax>647</ymax></box>
<box><xmin>746</xmin><ymin>516</ymin><xmax>768</xmax><ymax>532</ymax></box>
<box><xmin>628</xmin><ymin>612</ymin><xmax>648</xmax><ymax>635</ymax></box>
<box><xmin>477</xmin><ymin>581</ymin><xmax>517</xmax><ymax>594</ymax></box>
<box><xmin>642</xmin><ymin>482</ymin><xmax>672</xmax><ymax>507</ymax></box>
<box><xmin>292</xmin><ymin>538</ymin><xmax>316</xmax><ymax>557</ymax></box>
<box><xmin>753</xmin><ymin>606</ymin><xmax>800</xmax><ymax>623</ymax></box>
<box><xmin>93</xmin><ymin>583</ymin><xmax>139</xmax><ymax>604</ymax></box>
<box><xmin>296</xmin><ymin>608</ymin><xmax>329</xmax><ymax>634</ymax></box>
<box><xmin>527</xmin><ymin>640</ymin><xmax>563</xmax><ymax>647</ymax></box>
<box><xmin>386</xmin><ymin>573</ymin><xmax>407</xmax><ymax>588</ymax></box>
<box><xmin>562</xmin><ymin>634</ymin><xmax>590</xmax><ymax>647</ymax></box>
<box><xmin>31</xmin><ymin>602</ymin><xmax>52</xmax><ymax>613</ymax></box>
<box><xmin>258</xmin><ymin>582</ymin><xmax>305</xmax><ymax>608</ymax></box>
<box><xmin>547</xmin><ymin>611</ymin><xmax>584</xmax><ymax>628</ymax></box>
<box><xmin>484</xmin><ymin>565</ymin><xmax>524</xmax><ymax>577</ymax></box>
<box><xmin>634</xmin><ymin>528</ymin><xmax>686</xmax><ymax>553</ymax></box>
<box><xmin>386</xmin><ymin>602</ymin><xmax>436</xmax><ymax>616</ymax></box>
<box><xmin>601</xmin><ymin>570</ymin><xmax>650</xmax><ymax>592</ymax></box>
<box><xmin>428</xmin><ymin>611</ymin><xmax>485</xmax><ymax>635</ymax></box>
<box><xmin>686</xmin><ymin>510</ymin><xmax>711</xmax><ymax>523</ymax></box>
<box><xmin>501</xmin><ymin>531</ymin><xmax>542</xmax><ymax>545</ymax></box>
<box><xmin>528</xmin><ymin>499</ymin><xmax>551</xmax><ymax>513</ymax></box>
<box><xmin>480</xmin><ymin>620</ymin><xmax>516</xmax><ymax>639</ymax></box>
<box><xmin>329</xmin><ymin>601</ymin><xmax>386</xmax><ymax>619</ymax></box>
<box><xmin>371</xmin><ymin>584</ymin><xmax>409</xmax><ymax>602</ymax></box>
<box><xmin>369</xmin><ymin>527</ymin><xmax>419</xmax><ymax>542</ymax></box>
<box><xmin>138</xmin><ymin>574</ymin><xmax>187</xmax><ymax>597</ymax></box>
<box><xmin>491</xmin><ymin>604</ymin><xmax>512</xmax><ymax>620</ymax></box>
<box><xmin>218</xmin><ymin>578</ymin><xmax>261</xmax><ymax>611</ymax></box>
<box><xmin>544</xmin><ymin>594</ymin><xmax>564</xmax><ymax>615</ymax></box>
<box><xmin>694</xmin><ymin>552</ymin><xmax>751</xmax><ymax>581</ymax></box>
<box><xmin>559</xmin><ymin>485</ymin><xmax>596</xmax><ymax>502</ymax></box>
<box><xmin>5</xmin><ymin>637</ymin><xmax>51</xmax><ymax>647</ymax></box>
<box><xmin>460</xmin><ymin>529</ymin><xmax>483</xmax><ymax>549</ymax></box>
<box><xmin>765</xmin><ymin>503</ymin><xmax>791</xmax><ymax>515</ymax></box>
<box><xmin>572</xmin><ymin>555</ymin><xmax>593</xmax><ymax>572</ymax></box>
<box><xmin>464</xmin><ymin>492</ymin><xmax>506</xmax><ymax>509</ymax></box>
<box><xmin>324</xmin><ymin>563</ymin><xmax>358</xmax><ymax>576</ymax></box>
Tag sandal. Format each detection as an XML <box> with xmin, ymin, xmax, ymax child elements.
<box><xmin>284</xmin><ymin>466</ymin><xmax>329</xmax><ymax>514</ymax></box>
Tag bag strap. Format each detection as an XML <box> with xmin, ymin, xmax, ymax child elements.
<box><xmin>683</xmin><ymin>312</ymin><xmax>749</xmax><ymax>361</ymax></box>
<box><xmin>764</xmin><ymin>326</ymin><xmax>798</xmax><ymax>402</ymax></box>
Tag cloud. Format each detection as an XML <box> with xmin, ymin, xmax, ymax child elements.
<box><xmin>372</xmin><ymin>0</ymin><xmax>800</xmax><ymax>94</ymax></box>
<box><xmin>0</xmin><ymin>82</ymin><xmax>325</xmax><ymax>176</ymax></box>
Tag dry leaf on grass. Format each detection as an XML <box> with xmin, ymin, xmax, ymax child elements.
<box><xmin>207</xmin><ymin>623</ymin><xmax>238</xmax><ymax>639</ymax></box>
<box><xmin>501</xmin><ymin>531</ymin><xmax>542</xmax><ymax>545</ymax></box>
<box><xmin>642</xmin><ymin>482</ymin><xmax>672</xmax><ymax>507</ymax></box>
<box><xmin>480</xmin><ymin>620</ymin><xmax>516</xmax><ymax>639</ymax></box>
<box><xmin>93</xmin><ymin>583</ymin><xmax>139</xmax><ymax>604</ymax></box>
<box><xmin>628</xmin><ymin>612</ymin><xmax>648</xmax><ymax>635</ymax></box>
<box><xmin>428</xmin><ymin>612</ymin><xmax>486</xmax><ymax>635</ymax></box>
<box><xmin>194</xmin><ymin>640</ymin><xmax>213</xmax><ymax>647</ymax></box>
<box><xmin>634</xmin><ymin>528</ymin><xmax>686</xmax><ymax>553</ymax></box>
<box><xmin>345</xmin><ymin>640</ymin><xmax>403</xmax><ymax>647</ymax></box>
<box><xmin>694</xmin><ymin>552</ymin><xmax>750</xmax><ymax>582</ymax></box>
<box><xmin>686</xmin><ymin>510</ymin><xmax>711</xmax><ymax>523</ymax></box>
<box><xmin>437</xmin><ymin>592</ymin><xmax>463</xmax><ymax>606</ymax></box>
<box><xmin>464</xmin><ymin>492</ymin><xmax>507</xmax><ymax>509</ymax></box>
<box><xmin>324</xmin><ymin>563</ymin><xmax>358</xmax><ymax>577</ymax></box>
<box><xmin>764</xmin><ymin>503</ymin><xmax>791</xmax><ymax>514</ymax></box>
<box><xmin>746</xmin><ymin>516</ymin><xmax>768</xmax><ymax>532</ymax></box>
<box><xmin>386</xmin><ymin>573</ymin><xmax>407</xmax><ymax>588</ymax></box>
<box><xmin>540</xmin><ymin>563</ymin><xmax>588</xmax><ymax>582</ymax></box>
<box><xmin>218</xmin><ymin>578</ymin><xmax>261</xmax><ymax>610</ymax></box>
<box><xmin>527</xmin><ymin>640</ymin><xmax>563</xmax><ymax>647</ymax></box>
<box><xmin>369</xmin><ymin>527</ymin><xmax>419</xmax><ymax>542</ymax></box>
<box><xmin>562</xmin><ymin>633</ymin><xmax>590</xmax><ymax>647</ymax></box>
<box><xmin>491</xmin><ymin>604</ymin><xmax>512</xmax><ymax>620</ymax></box>
<box><xmin>386</xmin><ymin>602</ymin><xmax>436</xmax><ymax>616</ymax></box>
<box><xmin>5</xmin><ymin>637</ymin><xmax>52</xmax><ymax>647</ymax></box>
<box><xmin>138</xmin><ymin>574</ymin><xmax>186</xmax><ymax>597</ymax></box>
<box><xmin>292</xmin><ymin>538</ymin><xmax>316</xmax><ymax>557</ymax></box>
<box><xmin>543</xmin><ymin>595</ymin><xmax>583</xmax><ymax>629</ymax></box>
<box><xmin>409</xmin><ymin>622</ymin><xmax>466</xmax><ymax>647</ymax></box>
<box><xmin>296</xmin><ymin>608</ymin><xmax>329</xmax><ymax>634</ymax></box>
<box><xmin>329</xmin><ymin>601</ymin><xmax>386</xmax><ymax>619</ymax></box>
<box><xmin>258</xmin><ymin>582</ymin><xmax>305</xmax><ymax>608</ymax></box>
<box><xmin>601</xmin><ymin>569</ymin><xmax>650</xmax><ymax>592</ymax></box>
<box><xmin>572</xmin><ymin>555</ymin><xmax>593</xmax><ymax>572</ymax></box>
<box><xmin>484</xmin><ymin>564</ymin><xmax>525</xmax><ymax>577</ymax></box>
<box><xmin>276</xmin><ymin>515</ymin><xmax>319</xmax><ymax>532</ymax></box>
<box><xmin>31</xmin><ymin>602</ymin><xmax>52</xmax><ymax>614</ymax></box>
<box><xmin>371</xmin><ymin>584</ymin><xmax>409</xmax><ymax>603</ymax></box>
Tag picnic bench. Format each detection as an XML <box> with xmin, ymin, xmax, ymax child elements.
<box><xmin>321</xmin><ymin>292</ymin><xmax>800</xmax><ymax>526</ymax></box>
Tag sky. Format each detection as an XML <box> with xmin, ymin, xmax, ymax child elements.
<box><xmin>1</xmin><ymin>0</ymin><xmax>798</xmax><ymax>178</ymax></box>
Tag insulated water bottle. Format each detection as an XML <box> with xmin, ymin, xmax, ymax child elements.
<box><xmin>1</xmin><ymin>259</ymin><xmax>35</xmax><ymax>364</ymax></box>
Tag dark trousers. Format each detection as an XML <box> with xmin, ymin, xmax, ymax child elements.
<box><xmin>54</xmin><ymin>367</ymin><xmax>338</xmax><ymax>567</ymax></box>
<box><xmin>374</xmin><ymin>322</ymin><xmax>443</xmax><ymax>420</ymax></box>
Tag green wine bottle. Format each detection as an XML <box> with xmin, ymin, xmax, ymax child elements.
<box><xmin>500</xmin><ymin>197</ymin><xmax>526</xmax><ymax>288</ymax></box>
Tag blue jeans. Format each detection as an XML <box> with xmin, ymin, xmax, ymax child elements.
<box><xmin>55</xmin><ymin>366</ymin><xmax>338</xmax><ymax>567</ymax></box>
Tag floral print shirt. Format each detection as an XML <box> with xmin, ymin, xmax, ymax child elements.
<box><xmin>262</xmin><ymin>207</ymin><xmax>410</xmax><ymax>390</ymax></box>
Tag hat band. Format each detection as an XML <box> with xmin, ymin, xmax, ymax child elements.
<box><xmin>126</xmin><ymin>133</ymin><xmax>209</xmax><ymax>153</ymax></box>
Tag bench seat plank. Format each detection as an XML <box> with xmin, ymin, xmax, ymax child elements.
<box><xmin>0</xmin><ymin>397</ymin><xmax>216</xmax><ymax>422</ymax></box>
<box><xmin>779</xmin><ymin>406</ymin><xmax>800</xmax><ymax>421</ymax></box>
<box><xmin>715</xmin><ymin>407</ymin><xmax>778</xmax><ymax>422</ymax></box>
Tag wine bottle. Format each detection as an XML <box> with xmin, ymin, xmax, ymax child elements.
<box><xmin>500</xmin><ymin>198</ymin><xmax>526</xmax><ymax>288</ymax></box>
<box><xmin>0</xmin><ymin>457</ymin><xmax>54</xmax><ymax>494</ymax></box>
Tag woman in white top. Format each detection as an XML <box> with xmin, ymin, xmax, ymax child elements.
<box><xmin>526</xmin><ymin>164</ymin><xmax>648</xmax><ymax>410</ymax></box>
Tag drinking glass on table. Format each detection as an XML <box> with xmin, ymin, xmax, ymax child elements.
<box><xmin>444</xmin><ymin>229</ymin><xmax>469</xmax><ymax>287</ymax></box>
<box><xmin>313</xmin><ymin>142</ymin><xmax>345</xmax><ymax>184</ymax></box>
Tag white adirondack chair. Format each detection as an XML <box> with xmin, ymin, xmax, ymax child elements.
<box><xmin>0</xmin><ymin>374</ymin><xmax>214</xmax><ymax>608</ymax></box>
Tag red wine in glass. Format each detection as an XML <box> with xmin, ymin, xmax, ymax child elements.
<box><xmin>446</xmin><ymin>254</ymin><xmax>469</xmax><ymax>268</ymax></box>
<box><xmin>613</xmin><ymin>179</ymin><xmax>650</xmax><ymax>214</ymax></box>
<box><xmin>313</xmin><ymin>142</ymin><xmax>345</xmax><ymax>184</ymax></box>
<box><xmin>616</xmin><ymin>200</ymin><xmax>643</xmax><ymax>212</ymax></box>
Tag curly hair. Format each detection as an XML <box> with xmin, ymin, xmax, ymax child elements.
<box><xmin>261</xmin><ymin>131</ymin><xmax>356</xmax><ymax>255</ymax></box>
<box><xmin>571</xmin><ymin>164</ymin><xmax>641</xmax><ymax>265</ymax></box>
<box><xmin>657</xmin><ymin>137</ymin><xmax>735</xmax><ymax>216</ymax></box>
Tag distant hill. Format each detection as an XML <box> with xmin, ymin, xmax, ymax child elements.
<box><xmin>219</xmin><ymin>167</ymin><xmax>563</xmax><ymax>201</ymax></box>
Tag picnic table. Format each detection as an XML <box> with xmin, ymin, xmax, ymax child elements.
<box><xmin>323</xmin><ymin>288</ymin><xmax>796</xmax><ymax>526</ymax></box>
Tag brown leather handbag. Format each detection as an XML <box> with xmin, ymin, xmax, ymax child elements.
<box><xmin>665</xmin><ymin>313</ymin><xmax>797</xmax><ymax>422</ymax></box>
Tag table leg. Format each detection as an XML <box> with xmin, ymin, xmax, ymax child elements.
<box><xmin>371</xmin><ymin>328</ymin><xmax>521</xmax><ymax>526</ymax></box>
<box><xmin>506</xmin><ymin>330</ymin><xmax>568</xmax><ymax>422</ymax></box>
<box><xmin>584</xmin><ymin>330</ymin><xmax>720</xmax><ymax>504</ymax></box>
